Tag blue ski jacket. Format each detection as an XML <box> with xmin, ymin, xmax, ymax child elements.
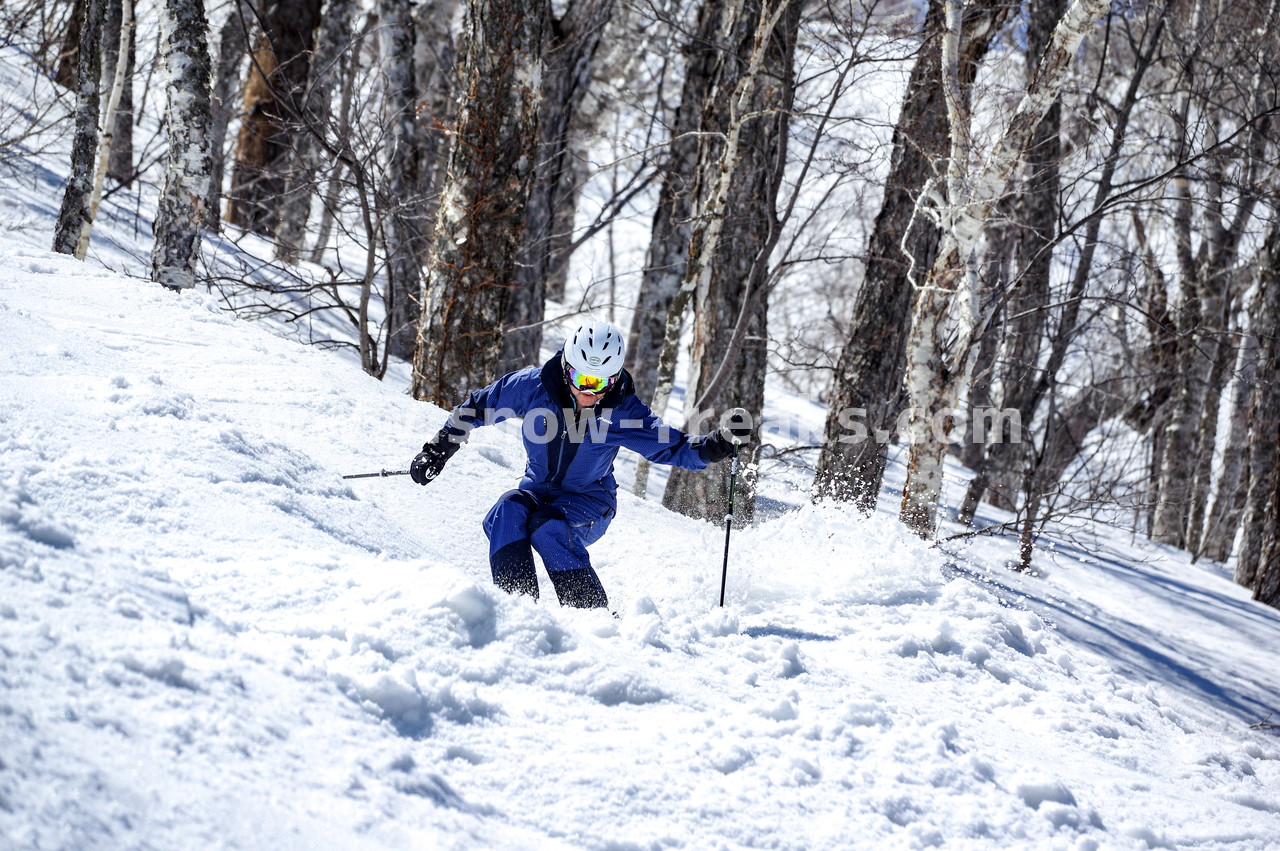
<box><xmin>442</xmin><ymin>352</ymin><xmax>716</xmax><ymax>513</ymax></box>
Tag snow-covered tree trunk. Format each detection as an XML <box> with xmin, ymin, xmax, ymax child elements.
<box><xmin>410</xmin><ymin>0</ymin><xmax>547</xmax><ymax>406</ymax></box>
<box><xmin>898</xmin><ymin>0</ymin><xmax>1108</xmax><ymax>538</ymax></box>
<box><xmin>51</xmin><ymin>0</ymin><xmax>105</xmax><ymax>258</ymax></box>
<box><xmin>501</xmin><ymin>0</ymin><xmax>616</xmax><ymax>373</ymax></box>
<box><xmin>662</xmin><ymin>0</ymin><xmax>802</xmax><ymax>522</ymax></box>
<box><xmin>150</xmin><ymin>0</ymin><xmax>213</xmax><ymax>290</ymax></box>
<box><xmin>813</xmin><ymin>0</ymin><xmax>1011</xmax><ymax>512</ymax></box>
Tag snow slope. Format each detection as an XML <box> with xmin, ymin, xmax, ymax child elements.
<box><xmin>2</xmin><ymin>247</ymin><xmax>1279</xmax><ymax>851</ymax></box>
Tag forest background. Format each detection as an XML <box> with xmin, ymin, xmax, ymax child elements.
<box><xmin>6</xmin><ymin>0</ymin><xmax>1280</xmax><ymax>605</ymax></box>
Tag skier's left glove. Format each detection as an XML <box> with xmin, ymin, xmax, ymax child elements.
<box><xmin>699</xmin><ymin>408</ymin><xmax>753</xmax><ymax>463</ymax></box>
<box><xmin>410</xmin><ymin>429</ymin><xmax>461</xmax><ymax>485</ymax></box>
<box><xmin>718</xmin><ymin>408</ymin><xmax>753</xmax><ymax>445</ymax></box>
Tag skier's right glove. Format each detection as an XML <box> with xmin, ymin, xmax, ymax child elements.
<box><xmin>410</xmin><ymin>429</ymin><xmax>461</xmax><ymax>485</ymax></box>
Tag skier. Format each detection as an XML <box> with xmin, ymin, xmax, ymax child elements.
<box><xmin>409</xmin><ymin>319</ymin><xmax>751</xmax><ymax>609</ymax></box>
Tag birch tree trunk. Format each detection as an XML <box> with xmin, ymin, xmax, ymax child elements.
<box><xmin>379</xmin><ymin>0</ymin><xmax>459</xmax><ymax>359</ymax></box>
<box><xmin>898</xmin><ymin>0</ymin><xmax>1108</xmax><ymax>538</ymax></box>
<box><xmin>410</xmin><ymin>0</ymin><xmax>547</xmax><ymax>406</ymax></box>
<box><xmin>52</xmin><ymin>0</ymin><xmax>105</xmax><ymax>258</ymax></box>
<box><xmin>1200</xmin><ymin>334</ymin><xmax>1258</xmax><ymax>563</ymax></box>
<box><xmin>102</xmin><ymin>0</ymin><xmax>135</xmax><ymax>186</ymax></box>
<box><xmin>661</xmin><ymin>0</ymin><xmax>802</xmax><ymax>522</ymax></box>
<box><xmin>150</xmin><ymin>0</ymin><xmax>213</xmax><ymax>290</ymax></box>
<box><xmin>957</xmin><ymin>0</ymin><xmax>1064</xmax><ymax>522</ymax></box>
<box><xmin>813</xmin><ymin>0</ymin><xmax>1011</xmax><ymax>511</ymax></box>
<box><xmin>501</xmin><ymin>0</ymin><xmax>616</xmax><ymax>373</ymax></box>
<box><xmin>77</xmin><ymin>0</ymin><xmax>133</xmax><ymax>259</ymax></box>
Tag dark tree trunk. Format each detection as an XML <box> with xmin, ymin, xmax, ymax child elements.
<box><xmin>1256</xmin><ymin>434</ymin><xmax>1280</xmax><ymax>608</ymax></box>
<box><xmin>378</xmin><ymin>0</ymin><xmax>433</xmax><ymax>363</ymax></box>
<box><xmin>52</xmin><ymin>0</ymin><xmax>104</xmax><ymax>258</ymax></box>
<box><xmin>225</xmin><ymin>0</ymin><xmax>322</xmax><ymax>237</ymax></box>
<box><xmin>662</xmin><ymin>0</ymin><xmax>803</xmax><ymax>523</ymax></box>
<box><xmin>1236</xmin><ymin>227</ymin><xmax>1280</xmax><ymax>588</ymax></box>
<box><xmin>501</xmin><ymin>0</ymin><xmax>616</xmax><ymax>373</ymax></box>
<box><xmin>274</xmin><ymin>0</ymin><xmax>359</xmax><ymax>262</ymax></box>
<box><xmin>813</xmin><ymin>0</ymin><xmax>1008</xmax><ymax>510</ymax></box>
<box><xmin>627</xmin><ymin>0</ymin><xmax>725</xmax><ymax>402</ymax></box>
<box><xmin>151</xmin><ymin>0</ymin><xmax>213</xmax><ymax>289</ymax></box>
<box><xmin>411</xmin><ymin>0</ymin><xmax>548</xmax><ymax>407</ymax></box>
<box><xmin>206</xmin><ymin>0</ymin><xmax>255</xmax><ymax>230</ymax></box>
<box><xmin>54</xmin><ymin>0</ymin><xmax>86</xmax><ymax>89</ymax></box>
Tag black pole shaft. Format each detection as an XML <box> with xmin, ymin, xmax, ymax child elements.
<box><xmin>719</xmin><ymin>444</ymin><xmax>740</xmax><ymax>607</ymax></box>
<box><xmin>342</xmin><ymin>469</ymin><xmax>410</xmax><ymax>479</ymax></box>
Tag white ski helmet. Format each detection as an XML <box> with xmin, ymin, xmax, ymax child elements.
<box><xmin>564</xmin><ymin>320</ymin><xmax>626</xmax><ymax>377</ymax></box>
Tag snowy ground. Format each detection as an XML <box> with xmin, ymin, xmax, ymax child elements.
<box><xmin>2</xmin><ymin>249</ymin><xmax>1280</xmax><ymax>851</ymax></box>
<box><xmin>3</xmin><ymin>35</ymin><xmax>1280</xmax><ymax>851</ymax></box>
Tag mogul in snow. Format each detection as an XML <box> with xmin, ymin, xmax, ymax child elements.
<box><xmin>409</xmin><ymin>320</ymin><xmax>751</xmax><ymax>609</ymax></box>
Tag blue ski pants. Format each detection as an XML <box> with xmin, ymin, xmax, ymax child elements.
<box><xmin>482</xmin><ymin>489</ymin><xmax>613</xmax><ymax>608</ymax></box>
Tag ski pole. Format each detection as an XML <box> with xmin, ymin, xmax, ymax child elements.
<box><xmin>342</xmin><ymin>469</ymin><xmax>410</xmax><ymax>480</ymax></box>
<box><xmin>719</xmin><ymin>443</ymin><xmax>740</xmax><ymax>607</ymax></box>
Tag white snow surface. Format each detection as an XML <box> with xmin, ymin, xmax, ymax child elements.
<box><xmin>2</xmin><ymin>251</ymin><xmax>1280</xmax><ymax>851</ymax></box>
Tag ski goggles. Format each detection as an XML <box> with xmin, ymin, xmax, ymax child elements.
<box><xmin>566</xmin><ymin>365</ymin><xmax>617</xmax><ymax>394</ymax></box>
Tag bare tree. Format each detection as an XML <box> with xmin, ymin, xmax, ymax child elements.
<box><xmin>1150</xmin><ymin>0</ymin><xmax>1278</xmax><ymax>549</ymax></box>
<box><xmin>660</xmin><ymin>0</ymin><xmax>802</xmax><ymax>522</ymax></box>
<box><xmin>627</xmin><ymin>0</ymin><xmax>726</xmax><ymax>404</ymax></box>
<box><xmin>897</xmin><ymin>0</ymin><xmax>1108</xmax><ymax>538</ymax></box>
<box><xmin>812</xmin><ymin>0</ymin><xmax>1014</xmax><ymax>511</ymax></box>
<box><xmin>410</xmin><ymin>0</ymin><xmax>547</xmax><ymax>406</ymax></box>
<box><xmin>225</xmin><ymin>0</ymin><xmax>322</xmax><ymax>236</ymax></box>
<box><xmin>1236</xmin><ymin>222</ymin><xmax>1280</xmax><ymax>589</ymax></box>
<box><xmin>501</xmin><ymin>0</ymin><xmax>618</xmax><ymax>373</ymax></box>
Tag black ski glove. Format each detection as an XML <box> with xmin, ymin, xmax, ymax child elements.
<box><xmin>719</xmin><ymin>407</ymin><xmax>753</xmax><ymax>444</ymax></box>
<box><xmin>700</xmin><ymin>408</ymin><xmax>753</xmax><ymax>463</ymax></box>
<box><xmin>410</xmin><ymin>429</ymin><xmax>461</xmax><ymax>485</ymax></box>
